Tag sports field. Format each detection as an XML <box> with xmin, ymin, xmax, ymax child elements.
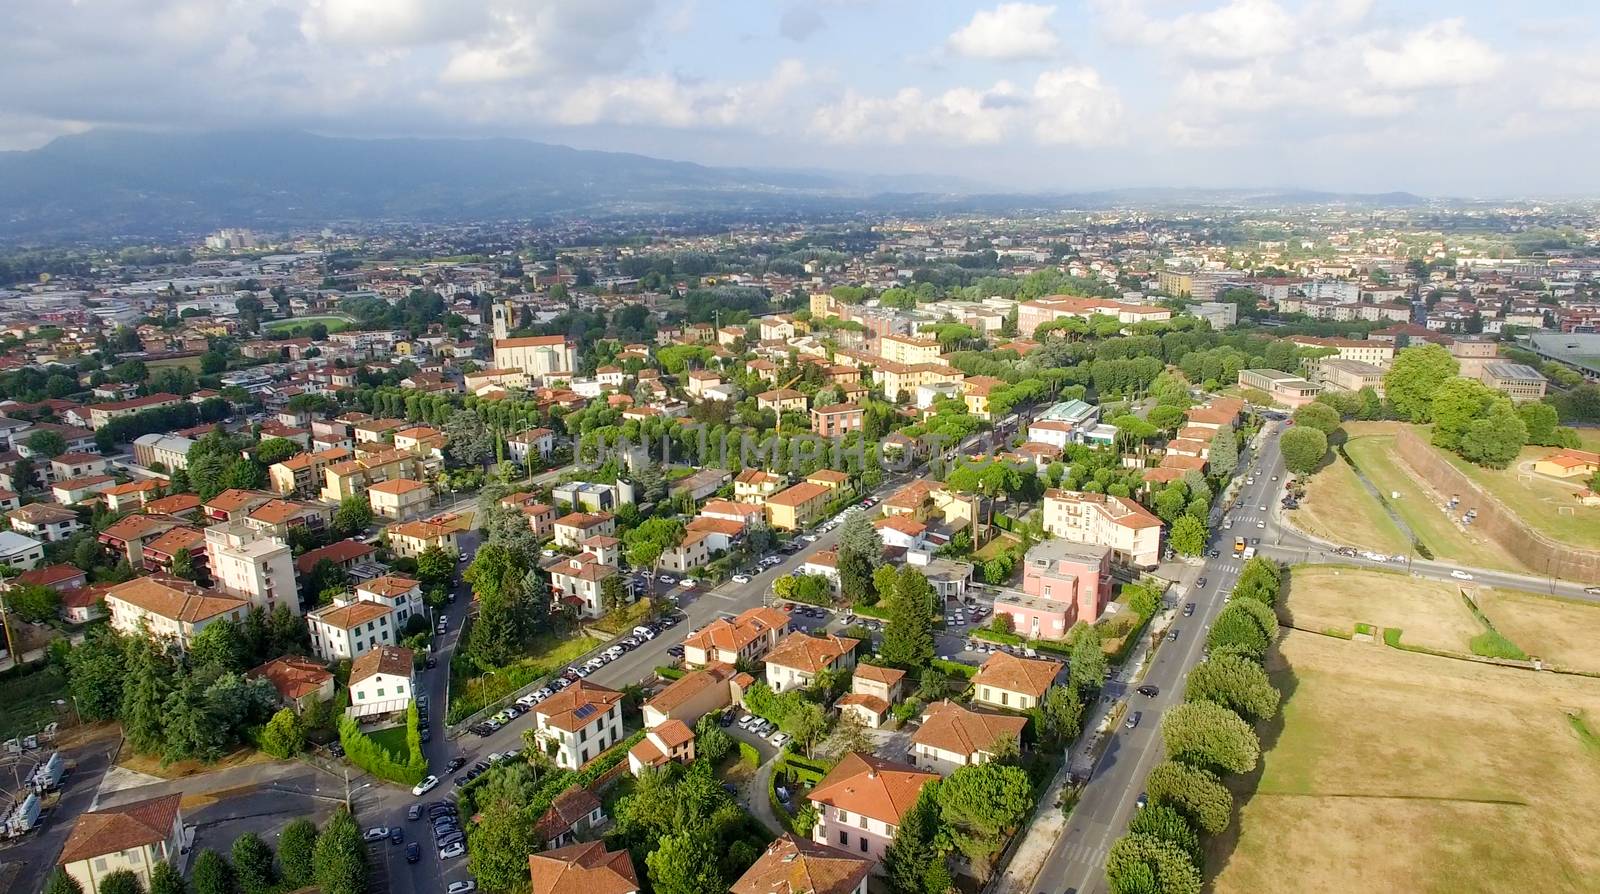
<box><xmin>1210</xmin><ymin>629</ymin><xmax>1600</xmax><ymax>894</ymax></box>
<box><xmin>262</xmin><ymin>314</ymin><xmax>353</xmax><ymax>335</ymax></box>
<box><xmin>1438</xmin><ymin>443</ymin><xmax>1600</xmax><ymax>551</ymax></box>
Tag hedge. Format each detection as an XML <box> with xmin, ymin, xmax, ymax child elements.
<box><xmin>767</xmin><ymin>765</ymin><xmax>795</xmax><ymax>833</ymax></box>
<box><xmin>338</xmin><ymin>707</ymin><xmax>427</xmax><ymax>786</ymax></box>
<box><xmin>655</xmin><ymin>666</ymin><xmax>686</xmax><ymax>681</ymax></box>
<box><xmin>931</xmin><ymin>658</ymin><xmax>977</xmax><ymax>680</ymax></box>
<box><xmin>738</xmin><ymin>741</ymin><xmax>761</xmax><ymax>768</ymax></box>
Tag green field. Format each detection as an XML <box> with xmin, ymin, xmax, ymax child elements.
<box><xmin>447</xmin><ymin>633</ymin><xmax>602</xmax><ymax>722</ymax></box>
<box><xmin>1438</xmin><ymin>444</ymin><xmax>1600</xmax><ymax>551</ymax></box>
<box><xmin>367</xmin><ymin>725</ymin><xmax>410</xmax><ymax>761</ymax></box>
<box><xmin>146</xmin><ymin>355</ymin><xmax>203</xmax><ymax>372</ymax></box>
<box><xmin>1288</xmin><ymin>450</ymin><xmax>1411</xmax><ymax>556</ymax></box>
<box><xmin>262</xmin><ymin>315</ymin><xmax>353</xmax><ymax>335</ymax></box>
<box><xmin>1210</xmin><ymin>630</ymin><xmax>1600</xmax><ymax>894</ymax></box>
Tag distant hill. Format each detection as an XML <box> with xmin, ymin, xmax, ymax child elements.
<box><xmin>0</xmin><ymin>129</ymin><xmax>1433</xmax><ymax>240</ymax></box>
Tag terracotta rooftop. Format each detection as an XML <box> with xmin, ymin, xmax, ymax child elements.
<box><xmin>534</xmin><ymin>783</ymin><xmax>603</xmax><ymax>841</ymax></box>
<box><xmin>973</xmin><ymin>651</ymin><xmax>1062</xmax><ymax>699</ymax></box>
<box><xmin>913</xmin><ymin>700</ymin><xmax>1027</xmax><ymax>758</ymax></box>
<box><xmin>807</xmin><ymin>752</ymin><xmax>937</xmax><ymax>825</ymax></box>
<box><xmin>732</xmin><ymin>834</ymin><xmax>872</xmax><ymax>894</ymax></box>
<box><xmin>764</xmin><ymin>633</ymin><xmax>859</xmax><ymax>675</ymax></box>
<box><xmin>104</xmin><ymin>575</ymin><xmax>245</xmax><ymax>624</ymax></box>
<box><xmin>536</xmin><ymin>680</ymin><xmax>623</xmax><ymax>733</ymax></box>
<box><xmin>349</xmin><ymin>645</ymin><xmax>413</xmax><ymax>683</ymax></box>
<box><xmin>294</xmin><ymin>539</ymin><xmax>376</xmax><ymax>575</ymax></box>
<box><xmin>58</xmin><ymin>793</ymin><xmax>182</xmax><ymax>865</ymax></box>
<box><xmin>248</xmin><ymin>655</ymin><xmax>333</xmax><ymax>701</ymax></box>
<box><xmin>647</xmin><ymin>663</ymin><xmax>735</xmax><ymax>715</ymax></box>
<box><xmin>528</xmin><ymin>841</ymin><xmax>638</xmax><ymax>894</ymax></box>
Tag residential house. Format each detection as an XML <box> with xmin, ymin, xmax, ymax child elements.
<box><xmin>642</xmin><ymin>663</ymin><xmax>737</xmax><ymax>728</ymax></box>
<box><xmin>306</xmin><ymin>597</ymin><xmax>395</xmax><ymax>663</ymax></box>
<box><xmin>682</xmin><ymin>606</ymin><xmax>790</xmax><ymax>668</ymax></box>
<box><xmin>348</xmin><ymin>645</ymin><xmax>416</xmax><ymax>718</ymax></box>
<box><xmin>734</xmin><ymin>469</ymin><xmax>787</xmax><ymax>501</ymax></box>
<box><xmin>57</xmin><ymin>794</ymin><xmax>183</xmax><ymax>894</ymax></box>
<box><xmin>808</xmin><ymin>753</ymin><xmax>938</xmax><ymax>865</ymax></box>
<box><xmin>553</xmin><ymin>512</ymin><xmax>617</xmax><ymax>549</ymax></box>
<box><xmin>527</xmin><ymin>842</ymin><xmax>638</xmax><ymax>894</ymax></box>
<box><xmin>52</xmin><ymin>475</ymin><xmax>115</xmax><ymax>506</ymax></box>
<box><xmin>910</xmin><ymin>701</ymin><xmax>1028</xmax><ymax>775</ymax></box>
<box><xmin>765</xmin><ymin>633</ymin><xmax>859</xmax><ymax>693</ymax></box>
<box><xmin>757</xmin><ymin>389</ymin><xmax>808</xmax><ymax>415</ymax></box>
<box><xmin>731</xmin><ymin>835</ymin><xmax>870</xmax><ymax>894</ymax></box>
<box><xmin>625</xmin><ymin>719</ymin><xmax>697</xmax><ymax>777</ymax></box>
<box><xmin>99</xmin><ymin>478</ymin><xmax>164</xmax><ymax>512</ymax></box>
<box><xmin>385</xmin><ymin>513</ymin><xmax>467</xmax><ymax>559</ymax></box>
<box><xmin>294</xmin><ymin>539</ymin><xmax>376</xmax><ymax>578</ymax></box>
<box><xmin>8</xmin><ymin>503</ymin><xmax>81</xmax><ymax>543</ymax></box>
<box><xmin>533</xmin><ymin>680</ymin><xmax>626</xmax><ymax>769</ymax></box>
<box><xmin>508</xmin><ymin>427</ymin><xmax>556</xmax><ymax>464</ymax></box>
<box><xmin>205</xmin><ymin>522</ymin><xmax>300</xmax><ymax>616</ymax></box>
<box><xmin>995</xmin><ymin>540</ymin><xmax>1114</xmax><ymax>637</ymax></box>
<box><xmin>534</xmin><ymin>784</ymin><xmax>607</xmax><ymax>850</ymax></box>
<box><xmin>972</xmin><ymin>652</ymin><xmax>1062</xmax><ymax>712</ymax></box>
<box><xmin>837</xmin><ymin>664</ymin><xmax>906</xmax><ymax>729</ymax></box>
<box><xmin>248</xmin><ymin>655</ymin><xmax>335</xmax><ymax>711</ymax></box>
<box><xmin>97</xmin><ymin>513</ymin><xmax>186</xmax><ymax>564</ymax></box>
<box><xmin>546</xmin><ymin>551</ymin><xmax>621</xmax><ymax>620</ymax></box>
<box><xmin>811</xmin><ymin>403</ymin><xmax>864</xmax><ymax>438</ymax></box>
<box><xmin>0</xmin><ymin>530</ymin><xmax>45</xmax><ymax>570</ymax></box>
<box><xmin>268</xmin><ymin>447</ymin><xmax>353</xmax><ymax>498</ymax></box>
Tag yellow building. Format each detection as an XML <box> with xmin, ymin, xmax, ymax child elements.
<box><xmin>878</xmin><ymin>334</ymin><xmax>943</xmax><ymax>365</ymax></box>
<box><xmin>321</xmin><ymin>448</ymin><xmax>431</xmax><ymax>503</ymax></box>
<box><xmin>385</xmin><ymin>513</ymin><xmax>470</xmax><ymax>558</ymax></box>
<box><xmin>756</xmin><ymin>389</ymin><xmax>807</xmax><ymax>414</ymax></box>
<box><xmin>875</xmin><ymin>361</ymin><xmax>964</xmax><ymax>402</ymax></box>
<box><xmin>765</xmin><ymin>481</ymin><xmax>832</xmax><ymax>531</ymax></box>
<box><xmin>1158</xmin><ymin>270</ymin><xmax>1194</xmax><ymax>297</ymax></box>
<box><xmin>810</xmin><ymin>293</ymin><xmax>834</xmax><ymax>317</ymax></box>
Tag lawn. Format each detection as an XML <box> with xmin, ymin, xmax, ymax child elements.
<box><xmin>1437</xmin><ymin>444</ymin><xmax>1600</xmax><ymax>551</ymax></box>
<box><xmin>1338</xmin><ymin>424</ymin><xmax>1525</xmax><ymax>572</ymax></box>
<box><xmin>367</xmin><ymin>725</ymin><xmax>410</xmax><ymax>762</ymax></box>
<box><xmin>1281</xmin><ymin>565</ymin><xmax>1481</xmax><ymax>652</ymax></box>
<box><xmin>1209</xmin><ymin>630</ymin><xmax>1600</xmax><ymax>894</ymax></box>
<box><xmin>0</xmin><ymin>666</ymin><xmax>69</xmax><ymax>742</ymax></box>
<box><xmin>447</xmin><ymin>633</ymin><xmax>602</xmax><ymax>722</ymax></box>
<box><xmin>262</xmin><ymin>315</ymin><xmax>353</xmax><ymax>335</ymax></box>
<box><xmin>1287</xmin><ymin>449</ymin><xmax>1411</xmax><ymax>556</ymax></box>
<box><xmin>146</xmin><ymin>355</ymin><xmax>203</xmax><ymax>372</ymax></box>
<box><xmin>972</xmin><ymin>532</ymin><xmax>1020</xmax><ymax>561</ymax></box>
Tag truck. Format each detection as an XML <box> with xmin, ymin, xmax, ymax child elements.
<box><xmin>1233</xmin><ymin>537</ymin><xmax>1247</xmax><ymax>555</ymax></box>
<box><xmin>1241</xmin><ymin>546</ymin><xmax>1256</xmax><ymax>560</ymax></box>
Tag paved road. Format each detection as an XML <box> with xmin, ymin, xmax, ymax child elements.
<box><xmin>1037</xmin><ymin>422</ymin><xmax>1291</xmax><ymax>894</ymax></box>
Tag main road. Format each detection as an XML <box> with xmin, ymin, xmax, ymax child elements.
<box><xmin>1037</xmin><ymin>422</ymin><xmax>1292</xmax><ymax>894</ymax></box>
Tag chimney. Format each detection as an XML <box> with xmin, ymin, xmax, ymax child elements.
<box><xmin>866</xmin><ymin>767</ymin><xmax>878</xmax><ymax>779</ymax></box>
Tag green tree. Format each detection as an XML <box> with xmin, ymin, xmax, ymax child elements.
<box><xmin>1160</xmin><ymin>701</ymin><xmax>1260</xmax><ymax>774</ymax></box>
<box><xmin>647</xmin><ymin>830</ymin><xmax>725</xmax><ymax>894</ymax></box>
<box><xmin>466</xmin><ymin>798</ymin><xmax>536</xmax><ymax>892</ymax></box>
<box><xmin>277</xmin><ymin>818</ymin><xmax>319</xmax><ymax>888</ymax></box>
<box><xmin>67</xmin><ymin>630</ymin><xmax>127</xmax><ymax>720</ymax></box>
<box><xmin>882</xmin><ymin>785</ymin><xmax>950</xmax><ymax>894</ymax></box>
<box><xmin>837</xmin><ymin>547</ymin><xmax>875</xmax><ymax>606</ymax></box>
<box><xmin>1384</xmin><ymin>344</ymin><xmax>1459</xmax><ymax>422</ymax></box>
<box><xmin>190</xmin><ymin>850</ymin><xmax>233</xmax><ymax>894</ymax></box>
<box><xmin>25</xmin><ymin>428</ymin><xmax>68</xmax><ymax>459</ymax></box>
<box><xmin>1278</xmin><ymin>425</ymin><xmax>1328</xmax><ymax>475</ymax></box>
<box><xmin>880</xmin><ymin>566</ymin><xmax>936</xmax><ymax>669</ymax></box>
<box><xmin>937</xmin><ymin>762</ymin><xmax>1034</xmax><ymax>875</ymax></box>
<box><xmin>149</xmin><ymin>862</ymin><xmax>187</xmax><ymax>894</ymax></box>
<box><xmin>121</xmin><ymin>636</ymin><xmax>172</xmax><ymax>755</ymax></box>
<box><xmin>1205</xmin><ymin>599</ymin><xmax>1278</xmax><ymax>662</ymax></box>
<box><xmin>1038</xmin><ymin>683</ymin><xmax>1085</xmax><ymax>745</ymax></box>
<box><xmin>7</xmin><ymin>582</ymin><xmax>62</xmax><ymax>623</ymax></box>
<box><xmin>255</xmin><ymin>438</ymin><xmax>302</xmax><ymax>466</ymax></box>
<box><xmin>1168</xmin><ymin>516</ymin><xmax>1208</xmax><ymax>557</ymax></box>
<box><xmin>837</xmin><ymin>509</ymin><xmax>882</xmax><ymax>560</ymax></box>
<box><xmin>1290</xmin><ymin>402</ymin><xmax>1341</xmax><ymax>434</ymax></box>
<box><xmin>332</xmin><ymin>495</ymin><xmax>372</xmax><ymax>538</ymax></box>
<box><xmin>259</xmin><ymin>708</ymin><xmax>307</xmax><ymax>758</ymax></box>
<box><xmin>99</xmin><ymin>871</ymin><xmax>145</xmax><ymax>894</ymax></box>
<box><xmin>600</xmin><ymin>573</ymin><xmax>630</xmax><ymax>615</ymax></box>
<box><xmin>1184</xmin><ymin>653</ymin><xmax>1280</xmax><ymax>723</ymax></box>
<box><xmin>1517</xmin><ymin>401</ymin><xmax>1562</xmax><ymax>446</ymax></box>
<box><xmin>1105</xmin><ymin>832</ymin><xmax>1202</xmax><ymax>894</ymax></box>
<box><xmin>189</xmin><ymin>618</ymin><xmax>248</xmax><ymax>672</ymax></box>
<box><xmin>1457</xmin><ymin>400</ymin><xmax>1527</xmax><ymax>469</ymax></box>
<box><xmin>623</xmin><ymin>517</ymin><xmax>685</xmax><ymax>570</ymax></box>
<box><xmin>414</xmin><ymin>545</ymin><xmax>456</xmax><ymax>587</ymax></box>
<box><xmin>783</xmin><ymin>701</ymin><xmax>830</xmax><ymax>758</ymax></box>
<box><xmin>1127</xmin><ymin>803</ymin><xmax>1202</xmax><ymax>869</ymax></box>
<box><xmin>1144</xmin><ymin>760</ymin><xmax>1233</xmax><ymax>834</ymax></box>
<box><xmin>1067</xmin><ymin>623</ymin><xmax>1108</xmax><ymax>694</ymax></box>
<box><xmin>1429</xmin><ymin>377</ymin><xmax>1496</xmax><ymax>451</ymax></box>
<box><xmin>312</xmin><ymin>808</ymin><xmax>366</xmax><ymax>894</ymax></box>
<box><xmin>232</xmin><ymin>832</ymin><xmax>277</xmax><ymax>894</ymax></box>
<box><xmin>44</xmin><ymin>870</ymin><xmax>84</xmax><ymax>894</ymax></box>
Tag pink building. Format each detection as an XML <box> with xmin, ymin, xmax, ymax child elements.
<box><xmin>996</xmin><ymin>540</ymin><xmax>1113</xmax><ymax>639</ymax></box>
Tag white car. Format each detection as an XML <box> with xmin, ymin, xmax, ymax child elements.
<box><xmin>1450</xmin><ymin>570</ymin><xmax>1474</xmax><ymax>581</ymax></box>
<box><xmin>802</xmin><ymin>535</ymin><xmax>817</xmax><ymax>542</ymax></box>
<box><xmin>770</xmin><ymin>732</ymin><xmax>790</xmax><ymax>748</ymax></box>
<box><xmin>738</xmin><ymin>714</ymin><xmax>754</xmax><ymax>727</ymax></box>
<box><xmin>439</xmin><ymin>842</ymin><xmax>466</xmax><ymax>860</ymax></box>
<box><xmin>411</xmin><ymin>775</ymin><xmax>439</xmax><ymax>797</ymax></box>
<box><xmin>447</xmin><ymin>884</ymin><xmax>478</xmax><ymax>894</ymax></box>
<box><xmin>657</xmin><ymin>574</ymin><xmax>676</xmax><ymax>584</ymax></box>
<box><xmin>732</xmin><ymin>574</ymin><xmax>751</xmax><ymax>584</ymax></box>
<box><xmin>679</xmin><ymin>578</ymin><xmax>698</xmax><ymax>589</ymax></box>
<box><xmin>363</xmin><ymin>827</ymin><xmax>389</xmax><ymax>842</ymax></box>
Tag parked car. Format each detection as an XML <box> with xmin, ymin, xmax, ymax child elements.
<box><xmin>389</xmin><ymin>827</ymin><xmax>403</xmax><ymax>844</ymax></box>
<box><xmin>439</xmin><ymin>842</ymin><xmax>466</xmax><ymax>860</ymax></box>
<box><xmin>447</xmin><ymin>883</ymin><xmax>478</xmax><ymax>894</ymax></box>
<box><xmin>363</xmin><ymin>827</ymin><xmax>389</xmax><ymax>842</ymax></box>
<box><xmin>407</xmin><ymin>805</ymin><xmax>422</xmax><ymax>821</ymax></box>
<box><xmin>732</xmin><ymin>574</ymin><xmax>751</xmax><ymax>584</ymax></box>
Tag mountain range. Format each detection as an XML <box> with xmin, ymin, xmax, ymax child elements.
<box><xmin>0</xmin><ymin>129</ymin><xmax>1430</xmax><ymax>241</ymax></box>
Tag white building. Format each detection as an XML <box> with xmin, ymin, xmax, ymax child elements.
<box><xmin>105</xmin><ymin>575</ymin><xmax>249</xmax><ymax>649</ymax></box>
<box><xmin>306</xmin><ymin>597</ymin><xmax>397</xmax><ymax>663</ymax></box>
<box><xmin>348</xmin><ymin>645</ymin><xmax>416</xmax><ymax>718</ymax></box>
<box><xmin>533</xmin><ymin>680</ymin><xmax>626</xmax><ymax>770</ymax></box>
<box><xmin>204</xmin><ymin>522</ymin><xmax>300</xmax><ymax>617</ymax></box>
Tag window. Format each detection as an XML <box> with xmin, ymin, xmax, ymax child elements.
<box><xmin>95</xmin><ymin>858</ymin><xmax>108</xmax><ymax>872</ymax></box>
<box><xmin>860</xmin><ymin>838</ymin><xmax>869</xmax><ymax>853</ymax></box>
<box><xmin>396</xmin><ymin>683</ymin><xmax>405</xmax><ymax>693</ymax></box>
<box><xmin>839</xmin><ymin>831</ymin><xmax>849</xmax><ymax>846</ymax></box>
<box><xmin>858</xmin><ymin>815</ymin><xmax>867</xmax><ymax>829</ymax></box>
<box><xmin>1000</xmin><ymin>691</ymin><xmax>1009</xmax><ymax>706</ymax></box>
<box><xmin>837</xmin><ymin>808</ymin><xmax>849</xmax><ymax>822</ymax></box>
<box><xmin>377</xmin><ymin>688</ymin><xmax>385</xmax><ymax>697</ymax></box>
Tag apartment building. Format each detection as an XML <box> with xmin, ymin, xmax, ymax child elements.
<box><xmin>306</xmin><ymin>596</ymin><xmax>396</xmax><ymax>663</ymax></box>
<box><xmin>756</xmin><ymin>389</ymin><xmax>807</xmax><ymax>415</ymax></box>
<box><xmin>1289</xmin><ymin>336</ymin><xmax>1396</xmax><ymax>367</ymax></box>
<box><xmin>320</xmin><ymin>448</ymin><xmax>431</xmax><ymax>503</ymax></box>
<box><xmin>766</xmin><ymin>481</ymin><xmax>832</xmax><ymax>531</ymax></box>
<box><xmin>733</xmin><ymin>469</ymin><xmax>786</xmax><ymax>501</ymax></box>
<box><xmin>204</xmin><ymin>522</ymin><xmax>300</xmax><ymax>617</ymax></box>
<box><xmin>993</xmin><ymin>540</ymin><xmax>1114</xmax><ymax>638</ymax></box>
<box><xmin>1480</xmin><ymin>361</ymin><xmax>1548</xmax><ymax>402</ymax></box>
<box><xmin>546</xmin><ymin>550</ymin><xmax>621</xmax><ymax>619</ymax></box>
<box><xmin>85</xmin><ymin>393</ymin><xmax>183</xmax><ymax>429</ymax></box>
<box><xmin>268</xmin><ymin>447</ymin><xmax>353</xmax><ymax>498</ymax></box>
<box><xmin>385</xmin><ymin>513</ymin><xmax>466</xmax><ymax>559</ymax></box>
<box><xmin>682</xmin><ymin>605</ymin><xmax>790</xmax><ymax>668</ymax></box>
<box><xmin>552</xmin><ymin>511</ymin><xmax>617</xmax><ymax>549</ymax></box>
<box><xmin>105</xmin><ymin>576</ymin><xmax>249</xmax><ymax>649</ymax></box>
<box><xmin>366</xmin><ymin>478</ymin><xmax>433</xmax><ymax>519</ymax></box>
<box><xmin>877</xmin><ymin>334</ymin><xmax>942</xmax><ymax>365</ymax></box>
<box><xmin>508</xmin><ymin>427</ymin><xmax>556</xmax><ymax>464</ymax></box>
<box><xmin>1237</xmin><ymin>368</ymin><xmax>1322</xmax><ymax>408</ymax></box>
<box><xmin>1042</xmin><ymin>489</ymin><xmax>1163</xmax><ymax>568</ymax></box>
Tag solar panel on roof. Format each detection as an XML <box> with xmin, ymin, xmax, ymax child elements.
<box><xmin>574</xmin><ymin>704</ymin><xmax>596</xmax><ymax>720</ymax></box>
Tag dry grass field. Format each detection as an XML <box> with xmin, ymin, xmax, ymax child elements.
<box><xmin>1280</xmin><ymin>565</ymin><xmax>1481</xmax><ymax>652</ymax></box>
<box><xmin>1286</xmin><ymin>450</ymin><xmax>1412</xmax><ymax>556</ymax></box>
<box><xmin>1474</xmin><ymin>589</ymin><xmax>1600</xmax><ymax>674</ymax></box>
<box><xmin>1209</xmin><ymin>630</ymin><xmax>1600</xmax><ymax>894</ymax></box>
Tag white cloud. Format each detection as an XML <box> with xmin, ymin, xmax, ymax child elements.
<box><xmin>1095</xmin><ymin>0</ymin><xmax>1298</xmax><ymax>63</ymax></box>
<box><xmin>947</xmin><ymin>3</ymin><xmax>1060</xmax><ymax>61</ymax></box>
<box><xmin>1032</xmin><ymin>67</ymin><xmax>1124</xmax><ymax>144</ymax></box>
<box><xmin>1362</xmin><ymin>18</ymin><xmax>1503</xmax><ymax>89</ymax></box>
<box><xmin>300</xmin><ymin>0</ymin><xmax>490</xmax><ymax>45</ymax></box>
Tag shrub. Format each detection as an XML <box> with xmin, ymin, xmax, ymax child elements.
<box><xmin>337</xmin><ymin>708</ymin><xmax>426</xmax><ymax>785</ymax></box>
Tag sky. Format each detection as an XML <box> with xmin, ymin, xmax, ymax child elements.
<box><xmin>3</xmin><ymin>0</ymin><xmax>1599</xmax><ymax>196</ymax></box>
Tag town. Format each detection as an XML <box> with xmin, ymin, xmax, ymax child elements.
<box><xmin>0</xmin><ymin>200</ymin><xmax>1595</xmax><ymax>894</ymax></box>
